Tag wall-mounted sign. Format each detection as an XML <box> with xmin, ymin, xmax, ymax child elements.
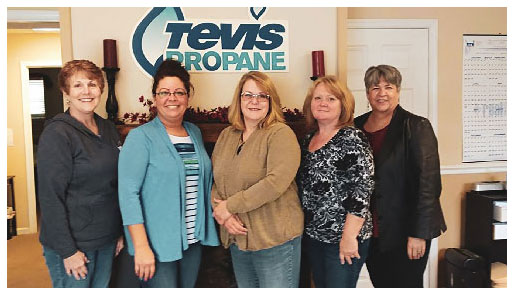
<box><xmin>131</xmin><ymin>7</ymin><xmax>289</xmax><ymax>77</ymax></box>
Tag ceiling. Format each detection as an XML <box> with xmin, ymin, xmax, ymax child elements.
<box><xmin>7</xmin><ymin>8</ymin><xmax>60</xmax><ymax>31</ymax></box>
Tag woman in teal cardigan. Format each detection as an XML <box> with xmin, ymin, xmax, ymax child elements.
<box><xmin>118</xmin><ymin>59</ymin><xmax>219</xmax><ymax>288</ymax></box>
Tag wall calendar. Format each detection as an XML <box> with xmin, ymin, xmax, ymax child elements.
<box><xmin>462</xmin><ymin>34</ymin><xmax>506</xmax><ymax>162</ymax></box>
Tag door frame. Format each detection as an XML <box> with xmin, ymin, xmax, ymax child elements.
<box><xmin>20</xmin><ymin>61</ymin><xmax>62</xmax><ymax>234</ymax></box>
<box><xmin>347</xmin><ymin>19</ymin><xmax>438</xmax><ymax>134</ymax></box>
<box><xmin>347</xmin><ymin>19</ymin><xmax>439</xmax><ymax>288</ymax></box>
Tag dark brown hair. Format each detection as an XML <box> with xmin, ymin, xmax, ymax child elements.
<box><xmin>152</xmin><ymin>59</ymin><xmax>194</xmax><ymax>96</ymax></box>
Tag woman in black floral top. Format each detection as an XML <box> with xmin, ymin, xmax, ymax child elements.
<box><xmin>297</xmin><ymin>76</ymin><xmax>374</xmax><ymax>288</ymax></box>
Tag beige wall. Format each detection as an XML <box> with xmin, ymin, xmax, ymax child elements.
<box><xmin>347</xmin><ymin>7</ymin><xmax>507</xmax><ymax>166</ymax></box>
<box><xmin>7</xmin><ymin>32</ymin><xmax>62</xmax><ymax>231</ymax></box>
<box><xmin>69</xmin><ymin>7</ymin><xmax>338</xmax><ymax>117</ymax></box>
<box><xmin>346</xmin><ymin>7</ymin><xmax>507</xmax><ymax>286</ymax></box>
<box><xmin>8</xmin><ymin>8</ymin><xmax>507</xmax><ymax>285</ymax></box>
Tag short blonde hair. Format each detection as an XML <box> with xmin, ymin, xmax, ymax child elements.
<box><xmin>303</xmin><ymin>76</ymin><xmax>355</xmax><ymax>132</ymax></box>
<box><xmin>228</xmin><ymin>71</ymin><xmax>285</xmax><ymax>131</ymax></box>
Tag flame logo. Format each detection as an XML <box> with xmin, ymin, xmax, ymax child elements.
<box><xmin>131</xmin><ymin>7</ymin><xmax>184</xmax><ymax>78</ymax></box>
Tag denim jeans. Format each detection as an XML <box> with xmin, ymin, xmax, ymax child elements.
<box><xmin>43</xmin><ymin>241</ymin><xmax>116</xmax><ymax>288</ymax></box>
<box><xmin>229</xmin><ymin>236</ymin><xmax>301</xmax><ymax>288</ymax></box>
<box><xmin>305</xmin><ymin>236</ymin><xmax>370</xmax><ymax>288</ymax></box>
<box><xmin>141</xmin><ymin>242</ymin><xmax>202</xmax><ymax>288</ymax></box>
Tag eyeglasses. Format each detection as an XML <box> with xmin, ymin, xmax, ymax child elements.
<box><xmin>241</xmin><ymin>91</ymin><xmax>270</xmax><ymax>103</ymax></box>
<box><xmin>155</xmin><ymin>89</ymin><xmax>188</xmax><ymax>99</ymax></box>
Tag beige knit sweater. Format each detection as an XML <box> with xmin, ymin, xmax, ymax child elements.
<box><xmin>211</xmin><ymin>122</ymin><xmax>304</xmax><ymax>251</ymax></box>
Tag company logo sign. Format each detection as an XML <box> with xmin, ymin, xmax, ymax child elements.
<box><xmin>132</xmin><ymin>7</ymin><xmax>289</xmax><ymax>77</ymax></box>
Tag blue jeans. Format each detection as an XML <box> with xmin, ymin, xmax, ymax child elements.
<box><xmin>43</xmin><ymin>241</ymin><xmax>116</xmax><ymax>288</ymax></box>
<box><xmin>305</xmin><ymin>236</ymin><xmax>370</xmax><ymax>288</ymax></box>
<box><xmin>141</xmin><ymin>242</ymin><xmax>202</xmax><ymax>288</ymax></box>
<box><xmin>229</xmin><ymin>236</ymin><xmax>301</xmax><ymax>288</ymax></box>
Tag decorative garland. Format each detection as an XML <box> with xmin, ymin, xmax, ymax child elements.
<box><xmin>121</xmin><ymin>95</ymin><xmax>304</xmax><ymax>124</ymax></box>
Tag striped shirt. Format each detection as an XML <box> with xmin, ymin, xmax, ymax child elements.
<box><xmin>169</xmin><ymin>134</ymin><xmax>199</xmax><ymax>245</ymax></box>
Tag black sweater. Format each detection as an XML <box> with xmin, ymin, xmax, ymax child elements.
<box><xmin>37</xmin><ymin>111</ymin><xmax>122</xmax><ymax>258</ymax></box>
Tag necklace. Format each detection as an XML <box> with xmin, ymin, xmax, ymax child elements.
<box><xmin>236</xmin><ymin>133</ymin><xmax>245</xmax><ymax>155</ymax></box>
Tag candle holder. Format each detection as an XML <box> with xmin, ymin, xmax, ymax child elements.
<box><xmin>311</xmin><ymin>50</ymin><xmax>325</xmax><ymax>81</ymax></box>
<box><xmin>102</xmin><ymin>67</ymin><xmax>120</xmax><ymax>124</ymax></box>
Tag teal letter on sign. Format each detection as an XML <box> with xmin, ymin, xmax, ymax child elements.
<box><xmin>185</xmin><ymin>52</ymin><xmax>202</xmax><ymax>71</ymax></box>
<box><xmin>254</xmin><ymin>52</ymin><xmax>270</xmax><ymax>71</ymax></box>
<box><xmin>271</xmin><ymin>52</ymin><xmax>285</xmax><ymax>70</ymax></box>
<box><xmin>222</xmin><ymin>52</ymin><xmax>239</xmax><ymax>71</ymax></box>
<box><xmin>202</xmin><ymin>51</ymin><xmax>221</xmax><ymax>71</ymax></box>
<box><xmin>236</xmin><ymin>52</ymin><xmax>253</xmax><ymax>71</ymax></box>
<box><xmin>166</xmin><ymin>51</ymin><xmax>184</xmax><ymax>63</ymax></box>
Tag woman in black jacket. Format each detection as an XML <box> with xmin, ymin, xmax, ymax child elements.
<box><xmin>354</xmin><ymin>65</ymin><xmax>446</xmax><ymax>287</ymax></box>
<box><xmin>37</xmin><ymin>60</ymin><xmax>124</xmax><ymax>287</ymax></box>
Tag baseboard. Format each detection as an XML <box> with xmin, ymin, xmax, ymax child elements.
<box><xmin>441</xmin><ymin>162</ymin><xmax>507</xmax><ymax>175</ymax></box>
<box><xmin>15</xmin><ymin>227</ymin><xmax>35</xmax><ymax>235</ymax></box>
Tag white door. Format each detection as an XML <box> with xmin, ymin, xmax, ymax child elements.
<box><xmin>347</xmin><ymin>28</ymin><xmax>429</xmax><ymax>118</ymax></box>
<box><xmin>347</xmin><ymin>25</ymin><xmax>436</xmax><ymax>288</ymax></box>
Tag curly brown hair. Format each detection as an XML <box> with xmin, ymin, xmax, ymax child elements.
<box><xmin>58</xmin><ymin>60</ymin><xmax>105</xmax><ymax>94</ymax></box>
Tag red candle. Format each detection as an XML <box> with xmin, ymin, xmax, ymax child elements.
<box><xmin>311</xmin><ymin>50</ymin><xmax>325</xmax><ymax>77</ymax></box>
<box><xmin>103</xmin><ymin>39</ymin><xmax>118</xmax><ymax>68</ymax></box>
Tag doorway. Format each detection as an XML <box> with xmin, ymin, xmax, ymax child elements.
<box><xmin>20</xmin><ymin>62</ymin><xmax>62</xmax><ymax>234</ymax></box>
<box><xmin>28</xmin><ymin>67</ymin><xmax>63</xmax><ymax>221</ymax></box>
<box><xmin>346</xmin><ymin>19</ymin><xmax>439</xmax><ymax>288</ymax></box>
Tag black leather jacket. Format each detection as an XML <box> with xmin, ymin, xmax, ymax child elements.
<box><xmin>355</xmin><ymin>106</ymin><xmax>446</xmax><ymax>252</ymax></box>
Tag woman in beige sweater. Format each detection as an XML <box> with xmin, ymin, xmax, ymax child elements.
<box><xmin>211</xmin><ymin>71</ymin><xmax>304</xmax><ymax>288</ymax></box>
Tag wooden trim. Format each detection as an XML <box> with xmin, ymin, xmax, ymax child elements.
<box><xmin>117</xmin><ymin>121</ymin><xmax>307</xmax><ymax>144</ymax></box>
<box><xmin>337</xmin><ymin>8</ymin><xmax>348</xmax><ymax>84</ymax></box>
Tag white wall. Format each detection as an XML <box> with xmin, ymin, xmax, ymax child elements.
<box><xmin>71</xmin><ymin>7</ymin><xmax>337</xmax><ymax>118</ymax></box>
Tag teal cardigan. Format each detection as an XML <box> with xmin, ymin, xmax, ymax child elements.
<box><xmin>118</xmin><ymin>117</ymin><xmax>219</xmax><ymax>262</ymax></box>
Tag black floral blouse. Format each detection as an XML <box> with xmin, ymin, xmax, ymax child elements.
<box><xmin>298</xmin><ymin>126</ymin><xmax>374</xmax><ymax>244</ymax></box>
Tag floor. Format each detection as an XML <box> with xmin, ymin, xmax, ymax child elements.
<box><xmin>6</xmin><ymin>230</ymin><xmax>238</xmax><ymax>288</ymax></box>
<box><xmin>7</xmin><ymin>232</ymin><xmax>52</xmax><ymax>288</ymax></box>
<box><xmin>7</xmin><ymin>231</ymin><xmax>367</xmax><ymax>288</ymax></box>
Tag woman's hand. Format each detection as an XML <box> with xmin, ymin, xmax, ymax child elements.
<box><xmin>134</xmin><ymin>245</ymin><xmax>155</xmax><ymax>282</ymax></box>
<box><xmin>212</xmin><ymin>198</ymin><xmax>232</xmax><ymax>225</ymax></box>
<box><xmin>223</xmin><ymin>215</ymin><xmax>248</xmax><ymax>236</ymax></box>
<box><xmin>339</xmin><ymin>236</ymin><xmax>360</xmax><ymax>265</ymax></box>
<box><xmin>407</xmin><ymin>237</ymin><xmax>426</xmax><ymax>260</ymax></box>
<box><xmin>115</xmin><ymin>236</ymin><xmax>124</xmax><ymax>257</ymax></box>
<box><xmin>339</xmin><ymin>214</ymin><xmax>364</xmax><ymax>265</ymax></box>
<box><xmin>63</xmin><ymin>250</ymin><xmax>89</xmax><ymax>280</ymax></box>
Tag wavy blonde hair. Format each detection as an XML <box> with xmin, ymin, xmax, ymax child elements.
<box><xmin>228</xmin><ymin>71</ymin><xmax>285</xmax><ymax>131</ymax></box>
<box><xmin>303</xmin><ymin>76</ymin><xmax>355</xmax><ymax>132</ymax></box>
